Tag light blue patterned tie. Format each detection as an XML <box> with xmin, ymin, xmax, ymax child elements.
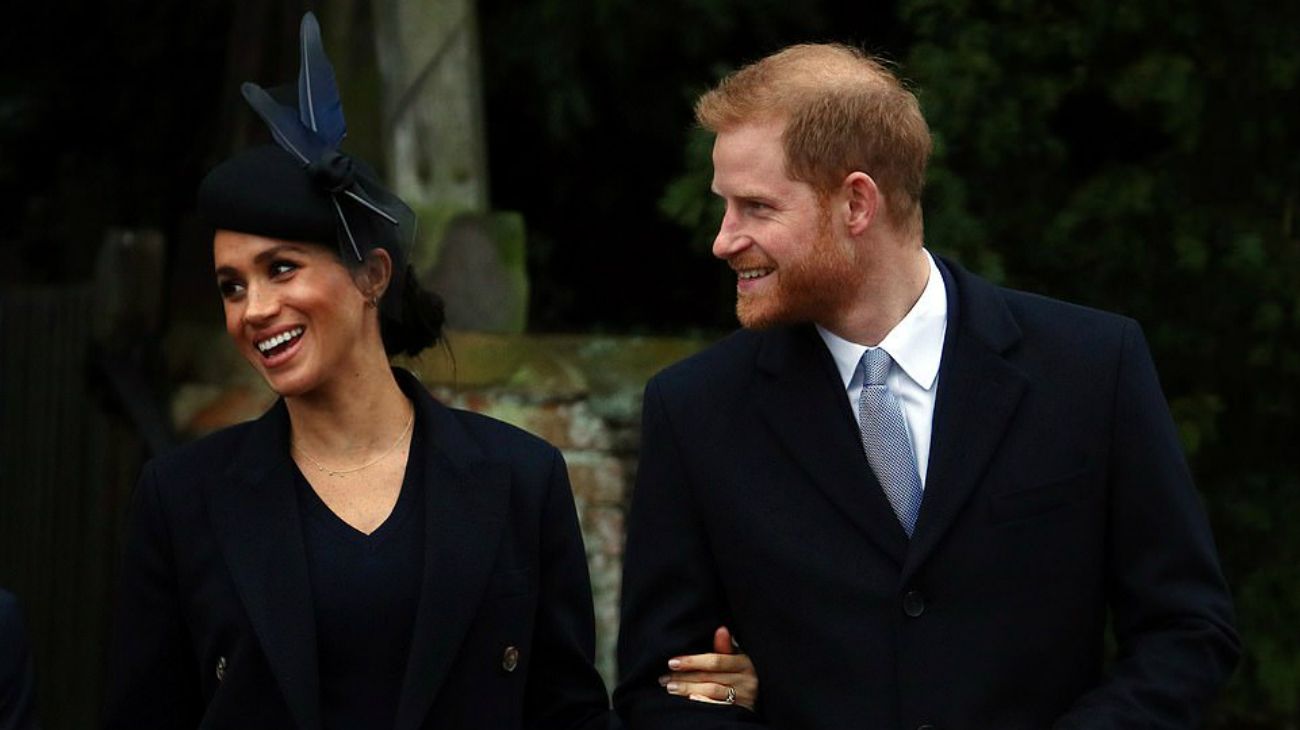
<box><xmin>857</xmin><ymin>348</ymin><xmax>923</xmax><ymax>537</ymax></box>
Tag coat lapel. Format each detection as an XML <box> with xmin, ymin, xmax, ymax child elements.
<box><xmin>207</xmin><ymin>401</ymin><xmax>322</xmax><ymax>730</ymax></box>
<box><xmin>755</xmin><ymin>325</ymin><xmax>910</xmax><ymax>566</ymax></box>
<box><xmin>393</xmin><ymin>373</ymin><xmax>510</xmax><ymax>730</ymax></box>
<box><xmin>902</xmin><ymin>259</ymin><xmax>1027</xmax><ymax>582</ymax></box>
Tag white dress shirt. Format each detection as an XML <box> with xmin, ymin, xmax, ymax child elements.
<box><xmin>816</xmin><ymin>250</ymin><xmax>948</xmax><ymax>487</ymax></box>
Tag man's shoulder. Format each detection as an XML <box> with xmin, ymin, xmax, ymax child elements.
<box><xmin>649</xmin><ymin>327</ymin><xmax>764</xmax><ymax>394</ymax></box>
<box><xmin>1000</xmin><ymin>286</ymin><xmax>1132</xmax><ymax>332</ymax></box>
<box><xmin>945</xmin><ymin>258</ymin><xmax>1136</xmax><ymax>351</ymax></box>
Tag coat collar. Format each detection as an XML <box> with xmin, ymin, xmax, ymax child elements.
<box><xmin>207</xmin><ymin>398</ymin><xmax>322</xmax><ymax>730</ymax></box>
<box><xmin>755</xmin><ymin>323</ymin><xmax>912</xmax><ymax>565</ymax></box>
<box><xmin>751</xmin><ymin>256</ymin><xmax>1026</xmax><ymax>573</ymax></box>
<box><xmin>902</xmin><ymin>256</ymin><xmax>1026</xmax><ymax>581</ymax></box>
<box><xmin>206</xmin><ymin>369</ymin><xmax>509</xmax><ymax>730</ymax></box>
<box><xmin>392</xmin><ymin>369</ymin><xmax>510</xmax><ymax>730</ymax></box>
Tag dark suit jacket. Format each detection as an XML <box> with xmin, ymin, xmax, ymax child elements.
<box><xmin>0</xmin><ymin>589</ymin><xmax>39</xmax><ymax>730</ymax></box>
<box><xmin>615</xmin><ymin>258</ymin><xmax>1239</xmax><ymax>729</ymax></box>
<box><xmin>105</xmin><ymin>369</ymin><xmax>611</xmax><ymax>730</ymax></box>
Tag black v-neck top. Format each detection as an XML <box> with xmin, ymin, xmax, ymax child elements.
<box><xmin>293</xmin><ymin>413</ymin><xmax>426</xmax><ymax>730</ymax></box>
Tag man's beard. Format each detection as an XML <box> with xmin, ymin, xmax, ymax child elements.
<box><xmin>736</xmin><ymin>216</ymin><xmax>859</xmax><ymax>330</ymax></box>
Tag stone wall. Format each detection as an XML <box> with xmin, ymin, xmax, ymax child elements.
<box><xmin>168</xmin><ymin>327</ymin><xmax>707</xmax><ymax>686</ymax></box>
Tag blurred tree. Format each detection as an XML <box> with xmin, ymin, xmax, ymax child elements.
<box><xmin>373</xmin><ymin>0</ymin><xmax>489</xmax><ymax>212</ymax></box>
<box><xmin>900</xmin><ymin>1</ymin><xmax>1300</xmax><ymax>722</ymax></box>
<box><xmin>0</xmin><ymin>1</ymin><xmax>233</xmax><ymax>287</ymax></box>
<box><xmin>479</xmin><ymin>0</ymin><xmax>906</xmax><ymax>332</ymax></box>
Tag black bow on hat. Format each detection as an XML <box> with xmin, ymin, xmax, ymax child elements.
<box><xmin>238</xmin><ymin>12</ymin><xmax>417</xmax><ymax>318</ymax></box>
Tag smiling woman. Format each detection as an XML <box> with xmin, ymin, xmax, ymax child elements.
<box><xmin>102</xmin><ymin>12</ymin><xmax>757</xmax><ymax>730</ymax></box>
<box><xmin>211</xmin><ymin>233</ymin><xmax>393</xmax><ymax>398</ymax></box>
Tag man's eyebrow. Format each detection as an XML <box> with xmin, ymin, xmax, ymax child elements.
<box><xmin>732</xmin><ymin>192</ymin><xmax>778</xmax><ymax>205</ymax></box>
<box><xmin>712</xmin><ymin>187</ymin><xmax>770</xmax><ymax>199</ymax></box>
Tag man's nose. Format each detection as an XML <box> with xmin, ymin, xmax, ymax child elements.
<box><xmin>712</xmin><ymin>206</ymin><xmax>750</xmax><ymax>259</ymax></box>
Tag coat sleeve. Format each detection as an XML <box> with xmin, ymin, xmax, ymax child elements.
<box><xmin>103</xmin><ymin>463</ymin><xmax>202</xmax><ymax>729</ymax></box>
<box><xmin>1055</xmin><ymin>320</ymin><xmax>1240</xmax><ymax>729</ymax></box>
<box><xmin>523</xmin><ymin>447</ymin><xmax>616</xmax><ymax>730</ymax></box>
<box><xmin>0</xmin><ymin>590</ymin><xmax>40</xmax><ymax>730</ymax></box>
<box><xmin>614</xmin><ymin>378</ymin><xmax>765</xmax><ymax>729</ymax></box>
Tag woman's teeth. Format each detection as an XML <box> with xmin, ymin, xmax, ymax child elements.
<box><xmin>257</xmin><ymin>326</ymin><xmax>304</xmax><ymax>354</ymax></box>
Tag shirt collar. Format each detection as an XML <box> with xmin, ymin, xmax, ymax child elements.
<box><xmin>817</xmin><ymin>249</ymin><xmax>948</xmax><ymax>391</ymax></box>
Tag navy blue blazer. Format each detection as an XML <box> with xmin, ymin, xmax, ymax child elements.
<box><xmin>616</xmin><ymin>257</ymin><xmax>1239</xmax><ymax>729</ymax></box>
<box><xmin>0</xmin><ymin>589</ymin><xmax>38</xmax><ymax>730</ymax></box>
<box><xmin>105</xmin><ymin>370</ymin><xmax>611</xmax><ymax>729</ymax></box>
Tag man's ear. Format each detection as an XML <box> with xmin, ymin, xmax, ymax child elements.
<box><xmin>843</xmin><ymin>172</ymin><xmax>881</xmax><ymax>236</ymax></box>
<box><xmin>355</xmin><ymin>248</ymin><xmax>393</xmax><ymax>304</ymax></box>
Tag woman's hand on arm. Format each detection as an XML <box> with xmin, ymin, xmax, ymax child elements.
<box><xmin>658</xmin><ymin>626</ymin><xmax>758</xmax><ymax>711</ymax></box>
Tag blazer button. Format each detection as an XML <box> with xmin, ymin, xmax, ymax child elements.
<box><xmin>903</xmin><ymin>590</ymin><xmax>926</xmax><ymax>618</ymax></box>
<box><xmin>216</xmin><ymin>656</ymin><xmax>227</xmax><ymax>682</ymax></box>
<box><xmin>501</xmin><ymin>645</ymin><xmax>520</xmax><ymax>673</ymax></box>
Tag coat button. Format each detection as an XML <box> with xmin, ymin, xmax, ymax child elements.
<box><xmin>216</xmin><ymin>656</ymin><xmax>227</xmax><ymax>682</ymax></box>
<box><xmin>903</xmin><ymin>590</ymin><xmax>926</xmax><ymax>617</ymax></box>
<box><xmin>501</xmin><ymin>645</ymin><xmax>520</xmax><ymax>673</ymax></box>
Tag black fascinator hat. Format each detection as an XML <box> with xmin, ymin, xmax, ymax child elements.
<box><xmin>198</xmin><ymin>12</ymin><xmax>417</xmax><ymax>324</ymax></box>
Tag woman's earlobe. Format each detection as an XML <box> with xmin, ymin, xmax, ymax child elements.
<box><xmin>356</xmin><ymin>249</ymin><xmax>393</xmax><ymax>306</ymax></box>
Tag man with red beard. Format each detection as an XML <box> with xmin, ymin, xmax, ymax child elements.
<box><xmin>614</xmin><ymin>44</ymin><xmax>1239</xmax><ymax>730</ymax></box>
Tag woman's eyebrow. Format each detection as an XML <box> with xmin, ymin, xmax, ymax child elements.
<box><xmin>215</xmin><ymin>244</ymin><xmax>309</xmax><ymax>276</ymax></box>
<box><xmin>252</xmin><ymin>243</ymin><xmax>307</xmax><ymax>264</ymax></box>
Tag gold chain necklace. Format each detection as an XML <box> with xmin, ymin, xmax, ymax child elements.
<box><xmin>292</xmin><ymin>407</ymin><xmax>415</xmax><ymax>478</ymax></box>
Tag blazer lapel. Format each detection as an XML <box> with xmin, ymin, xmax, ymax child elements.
<box><xmin>394</xmin><ymin>375</ymin><xmax>510</xmax><ymax>730</ymax></box>
<box><xmin>902</xmin><ymin>259</ymin><xmax>1027</xmax><ymax>582</ymax></box>
<box><xmin>755</xmin><ymin>325</ymin><xmax>910</xmax><ymax>565</ymax></box>
<box><xmin>207</xmin><ymin>401</ymin><xmax>322</xmax><ymax>730</ymax></box>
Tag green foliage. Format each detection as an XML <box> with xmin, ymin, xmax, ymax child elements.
<box><xmin>658</xmin><ymin>126</ymin><xmax>725</xmax><ymax>253</ymax></box>
<box><xmin>905</xmin><ymin>0</ymin><xmax>1300</xmax><ymax>723</ymax></box>
<box><xmin>482</xmin><ymin>0</ymin><xmax>910</xmax><ymax>331</ymax></box>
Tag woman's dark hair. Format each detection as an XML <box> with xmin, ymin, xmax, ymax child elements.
<box><xmin>313</xmin><ymin>240</ymin><xmax>444</xmax><ymax>358</ymax></box>
<box><xmin>380</xmin><ymin>267</ymin><xmax>446</xmax><ymax>357</ymax></box>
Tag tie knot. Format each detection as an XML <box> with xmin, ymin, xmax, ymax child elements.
<box><xmin>859</xmin><ymin>348</ymin><xmax>893</xmax><ymax>386</ymax></box>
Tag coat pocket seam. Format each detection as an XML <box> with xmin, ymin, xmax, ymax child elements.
<box><xmin>988</xmin><ymin>468</ymin><xmax>1091</xmax><ymax>525</ymax></box>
